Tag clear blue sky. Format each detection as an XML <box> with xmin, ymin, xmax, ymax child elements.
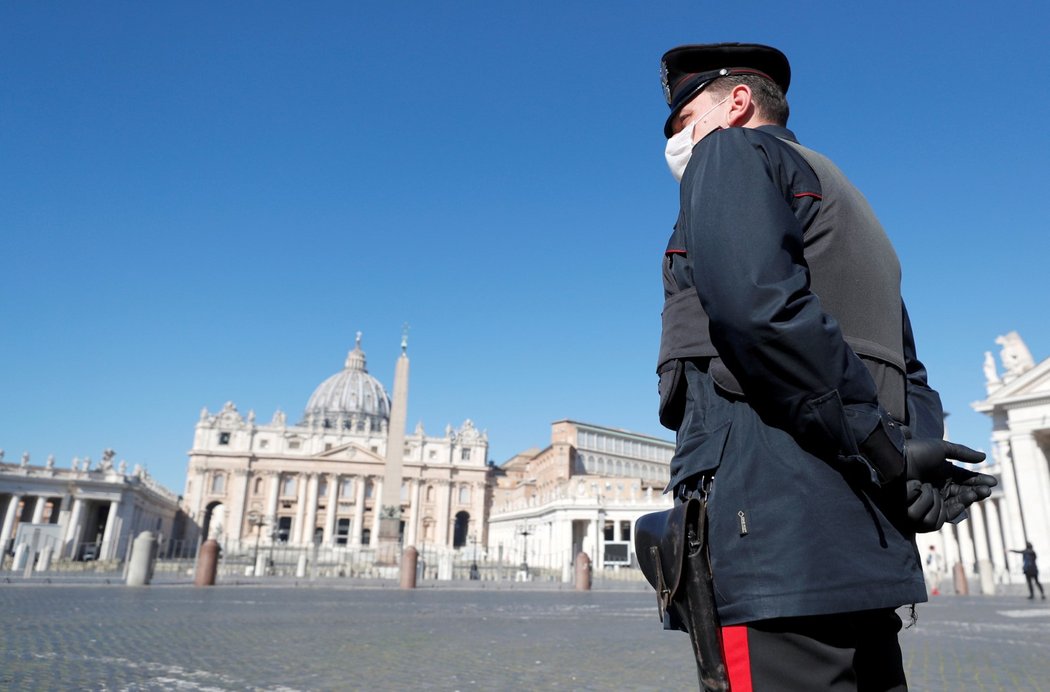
<box><xmin>3</xmin><ymin>2</ymin><xmax>1048</xmax><ymax>493</ymax></box>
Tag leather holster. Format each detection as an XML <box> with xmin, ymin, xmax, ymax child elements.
<box><xmin>635</xmin><ymin>498</ymin><xmax>729</xmax><ymax>691</ymax></box>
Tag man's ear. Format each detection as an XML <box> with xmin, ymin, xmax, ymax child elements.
<box><xmin>725</xmin><ymin>84</ymin><xmax>754</xmax><ymax>127</ymax></box>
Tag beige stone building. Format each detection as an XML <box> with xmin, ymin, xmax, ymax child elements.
<box><xmin>181</xmin><ymin>335</ymin><xmax>491</xmax><ymax>556</ymax></box>
<box><xmin>487</xmin><ymin>420</ymin><xmax>674</xmax><ymax>580</ymax></box>
<box><xmin>0</xmin><ymin>450</ymin><xmax>179</xmax><ymax>565</ymax></box>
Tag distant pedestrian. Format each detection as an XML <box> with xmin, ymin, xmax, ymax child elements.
<box><xmin>1010</xmin><ymin>542</ymin><xmax>1045</xmax><ymax>600</ymax></box>
<box><xmin>924</xmin><ymin>545</ymin><xmax>946</xmax><ymax>596</ymax></box>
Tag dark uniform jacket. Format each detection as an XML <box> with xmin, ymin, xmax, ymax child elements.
<box><xmin>658</xmin><ymin>125</ymin><xmax>936</xmax><ymax>625</ymax></box>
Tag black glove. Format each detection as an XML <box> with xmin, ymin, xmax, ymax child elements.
<box><xmin>941</xmin><ymin>466</ymin><xmax>998</xmax><ymax>521</ymax></box>
<box><xmin>904</xmin><ymin>438</ymin><xmax>985</xmax><ymax>482</ymax></box>
<box><xmin>906</xmin><ymin>480</ymin><xmax>947</xmax><ymax>532</ymax></box>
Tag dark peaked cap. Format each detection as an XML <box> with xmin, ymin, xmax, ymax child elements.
<box><xmin>661</xmin><ymin>43</ymin><xmax>790</xmax><ymax>137</ymax></box>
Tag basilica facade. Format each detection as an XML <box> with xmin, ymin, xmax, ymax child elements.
<box><xmin>181</xmin><ymin>335</ymin><xmax>492</xmax><ymax>555</ymax></box>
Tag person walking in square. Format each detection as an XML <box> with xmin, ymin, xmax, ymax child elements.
<box><xmin>1011</xmin><ymin>542</ymin><xmax>1045</xmax><ymax>600</ymax></box>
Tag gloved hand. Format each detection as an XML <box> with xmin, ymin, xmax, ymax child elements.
<box><xmin>941</xmin><ymin>465</ymin><xmax>998</xmax><ymax>521</ymax></box>
<box><xmin>905</xmin><ymin>438</ymin><xmax>985</xmax><ymax>482</ymax></box>
<box><xmin>905</xmin><ymin>467</ymin><xmax>998</xmax><ymax>532</ymax></box>
<box><xmin>906</xmin><ymin>480</ymin><xmax>946</xmax><ymax>532</ymax></box>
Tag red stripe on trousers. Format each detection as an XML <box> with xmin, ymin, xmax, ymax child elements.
<box><xmin>721</xmin><ymin>625</ymin><xmax>752</xmax><ymax>691</ymax></box>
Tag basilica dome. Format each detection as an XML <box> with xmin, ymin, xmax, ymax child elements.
<box><xmin>300</xmin><ymin>334</ymin><xmax>390</xmax><ymax>431</ymax></box>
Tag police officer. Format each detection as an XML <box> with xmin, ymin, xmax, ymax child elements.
<box><xmin>653</xmin><ymin>43</ymin><xmax>997</xmax><ymax>689</ymax></box>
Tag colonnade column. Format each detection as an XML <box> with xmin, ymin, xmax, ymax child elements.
<box><xmin>406</xmin><ymin>479</ymin><xmax>420</xmax><ymax>547</ymax></box>
<box><xmin>100</xmin><ymin>500</ymin><xmax>121</xmax><ymax>560</ymax></box>
<box><xmin>293</xmin><ymin>475</ymin><xmax>308</xmax><ymax>546</ymax></box>
<box><xmin>352</xmin><ymin>476</ymin><xmax>366</xmax><ymax>546</ymax></box>
<box><xmin>985</xmin><ymin>499</ymin><xmax>1009</xmax><ymax>583</ymax></box>
<box><xmin>228</xmin><ymin>469</ymin><xmax>250</xmax><ymax>549</ymax></box>
<box><xmin>303</xmin><ymin>473</ymin><xmax>319</xmax><ymax>546</ymax></box>
<box><xmin>1</xmin><ymin>494</ymin><xmax>21</xmax><ymax>549</ymax></box>
<box><xmin>323</xmin><ymin>474</ymin><xmax>338</xmax><ymax>546</ymax></box>
<box><xmin>1010</xmin><ymin>432</ymin><xmax>1050</xmax><ymax>560</ymax></box>
<box><xmin>266</xmin><ymin>473</ymin><xmax>280</xmax><ymax>539</ymax></box>
<box><xmin>31</xmin><ymin>496</ymin><xmax>48</xmax><ymax>524</ymax></box>
<box><xmin>370</xmin><ymin>478</ymin><xmax>384</xmax><ymax>545</ymax></box>
<box><xmin>436</xmin><ymin>481</ymin><xmax>451</xmax><ymax>547</ymax></box>
<box><xmin>63</xmin><ymin>498</ymin><xmax>84</xmax><ymax>558</ymax></box>
<box><xmin>969</xmin><ymin>502</ymin><xmax>995</xmax><ymax>594</ymax></box>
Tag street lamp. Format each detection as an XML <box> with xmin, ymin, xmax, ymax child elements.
<box><xmin>518</xmin><ymin>522</ymin><xmax>532</xmax><ymax>577</ymax></box>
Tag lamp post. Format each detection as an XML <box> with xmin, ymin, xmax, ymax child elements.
<box><xmin>469</xmin><ymin>532</ymin><xmax>480</xmax><ymax>580</ymax></box>
<box><xmin>518</xmin><ymin>522</ymin><xmax>532</xmax><ymax>577</ymax></box>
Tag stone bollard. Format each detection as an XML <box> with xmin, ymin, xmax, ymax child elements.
<box><xmin>296</xmin><ymin>553</ymin><xmax>307</xmax><ymax>578</ymax></box>
<box><xmin>400</xmin><ymin>546</ymin><xmax>418</xmax><ymax>589</ymax></box>
<box><xmin>12</xmin><ymin>543</ymin><xmax>29</xmax><ymax>572</ymax></box>
<box><xmin>953</xmin><ymin>561</ymin><xmax>969</xmax><ymax>595</ymax></box>
<box><xmin>127</xmin><ymin>531</ymin><xmax>158</xmax><ymax>586</ymax></box>
<box><xmin>195</xmin><ymin>539</ymin><xmax>220</xmax><ymax>587</ymax></box>
<box><xmin>575</xmin><ymin>551</ymin><xmax>592</xmax><ymax>591</ymax></box>
<box><xmin>37</xmin><ymin>546</ymin><xmax>53</xmax><ymax>573</ymax></box>
<box><xmin>255</xmin><ymin>553</ymin><xmax>267</xmax><ymax>577</ymax></box>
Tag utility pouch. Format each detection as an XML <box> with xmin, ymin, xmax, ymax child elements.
<box><xmin>635</xmin><ymin>498</ymin><xmax>729</xmax><ymax>691</ymax></box>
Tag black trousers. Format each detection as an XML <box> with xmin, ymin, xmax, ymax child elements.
<box><xmin>721</xmin><ymin>608</ymin><xmax>907</xmax><ymax>691</ymax></box>
<box><xmin>1024</xmin><ymin>572</ymin><xmax>1045</xmax><ymax>598</ymax></box>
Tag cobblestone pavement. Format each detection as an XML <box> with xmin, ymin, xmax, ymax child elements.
<box><xmin>0</xmin><ymin>583</ymin><xmax>1047</xmax><ymax>691</ymax></box>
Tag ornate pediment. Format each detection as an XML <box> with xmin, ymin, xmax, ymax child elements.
<box><xmin>316</xmin><ymin>442</ymin><xmax>384</xmax><ymax>463</ymax></box>
<box><xmin>974</xmin><ymin>356</ymin><xmax>1050</xmax><ymax>412</ymax></box>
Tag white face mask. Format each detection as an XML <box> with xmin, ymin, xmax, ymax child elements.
<box><xmin>664</xmin><ymin>96</ymin><xmax>730</xmax><ymax>182</ymax></box>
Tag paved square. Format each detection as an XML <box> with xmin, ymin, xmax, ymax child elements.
<box><xmin>0</xmin><ymin>584</ymin><xmax>1046</xmax><ymax>690</ymax></box>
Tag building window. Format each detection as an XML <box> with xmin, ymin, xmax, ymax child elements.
<box><xmin>253</xmin><ymin>477</ymin><xmax>263</xmax><ymax>495</ymax></box>
<box><xmin>276</xmin><ymin>516</ymin><xmax>291</xmax><ymax>543</ymax></box>
<box><xmin>426</xmin><ymin>486</ymin><xmax>435</xmax><ymax>502</ymax></box>
<box><xmin>458</xmin><ymin>485</ymin><xmax>470</xmax><ymax>504</ymax></box>
<box><xmin>259</xmin><ymin>439</ymin><xmax>269</xmax><ymax>449</ymax></box>
<box><xmin>365</xmin><ymin>479</ymin><xmax>374</xmax><ymax>499</ymax></box>
<box><xmin>210</xmin><ymin>473</ymin><xmax>225</xmax><ymax>494</ymax></box>
<box><xmin>460</xmin><ymin>448</ymin><xmax>471</xmax><ymax>461</ymax></box>
<box><xmin>288</xmin><ymin>439</ymin><xmax>301</xmax><ymax>450</ymax></box>
<box><xmin>340</xmin><ymin>478</ymin><xmax>354</xmax><ymax>498</ymax></box>
<box><xmin>281</xmin><ymin>476</ymin><xmax>296</xmax><ymax>497</ymax></box>
<box><xmin>336</xmin><ymin>518</ymin><xmax>351</xmax><ymax>545</ymax></box>
<box><xmin>401</xmin><ymin>482</ymin><xmax>409</xmax><ymax>501</ymax></box>
<box><xmin>318</xmin><ymin>479</ymin><xmax>328</xmax><ymax>498</ymax></box>
<box><xmin>361</xmin><ymin>528</ymin><xmax>371</xmax><ymax>546</ymax></box>
<box><xmin>218</xmin><ymin>432</ymin><xmax>230</xmax><ymax>446</ymax></box>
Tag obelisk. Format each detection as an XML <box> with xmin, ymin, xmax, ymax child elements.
<box><xmin>377</xmin><ymin>328</ymin><xmax>409</xmax><ymax>551</ymax></box>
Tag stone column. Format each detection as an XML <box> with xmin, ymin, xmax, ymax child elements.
<box><xmin>352</xmin><ymin>476</ymin><xmax>366</xmax><ymax>546</ymax></box>
<box><xmin>31</xmin><ymin>496</ymin><xmax>48</xmax><ymax>524</ymax></box>
<box><xmin>985</xmin><ymin>499</ymin><xmax>1009</xmax><ymax>583</ymax></box>
<box><xmin>1</xmin><ymin>495</ymin><xmax>22</xmax><ymax>548</ymax></box>
<box><xmin>956</xmin><ymin>519</ymin><xmax>977</xmax><ymax>579</ymax></box>
<box><xmin>266</xmin><ymin>472</ymin><xmax>280</xmax><ymax>535</ymax></box>
<box><xmin>968</xmin><ymin>502</ymin><xmax>996</xmax><ymax>594</ymax></box>
<box><xmin>293</xmin><ymin>475</ymin><xmax>307</xmax><ymax>546</ymax></box>
<box><xmin>101</xmin><ymin>500</ymin><xmax>121</xmax><ymax>560</ymax></box>
<box><xmin>303</xmin><ymin>473</ymin><xmax>319</xmax><ymax>546</ymax></box>
<box><xmin>994</xmin><ymin>437</ymin><xmax>1028</xmax><ymax>547</ymax></box>
<box><xmin>436</xmin><ymin>481</ymin><xmax>451</xmax><ymax>547</ymax></box>
<box><xmin>370</xmin><ymin>478</ymin><xmax>384</xmax><ymax>545</ymax></box>
<box><xmin>323</xmin><ymin>474</ymin><xmax>338</xmax><ymax>546</ymax></box>
<box><xmin>1010</xmin><ymin>432</ymin><xmax>1050</xmax><ymax>559</ymax></box>
<box><xmin>228</xmin><ymin>469</ymin><xmax>250</xmax><ymax>549</ymax></box>
<box><xmin>63</xmin><ymin>498</ymin><xmax>84</xmax><ymax>558</ymax></box>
